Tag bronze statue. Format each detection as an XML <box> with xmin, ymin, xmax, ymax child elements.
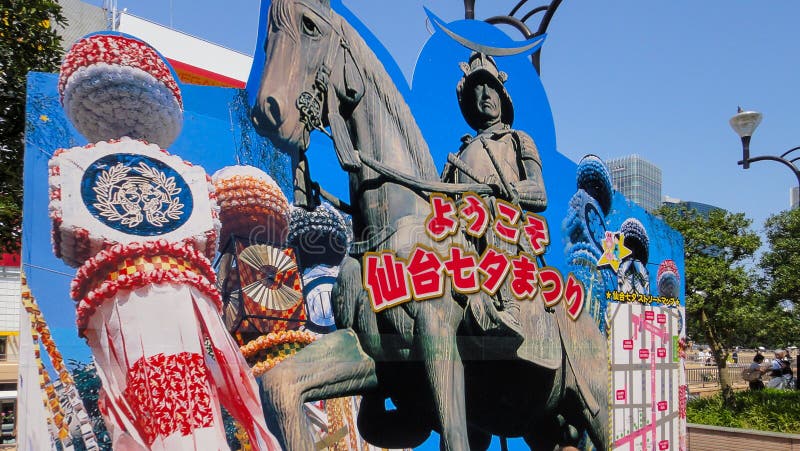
<box><xmin>443</xmin><ymin>52</ymin><xmax>548</xmax><ymax>345</ymax></box>
<box><xmin>250</xmin><ymin>0</ymin><xmax>608</xmax><ymax>449</ymax></box>
<box><xmin>445</xmin><ymin>52</ymin><xmax>547</xmax><ymax>212</ymax></box>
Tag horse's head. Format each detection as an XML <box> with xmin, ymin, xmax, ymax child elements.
<box><xmin>251</xmin><ymin>0</ymin><xmax>364</xmax><ymax>155</ymax></box>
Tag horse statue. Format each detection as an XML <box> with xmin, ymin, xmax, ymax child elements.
<box><xmin>250</xmin><ymin>0</ymin><xmax>609</xmax><ymax>449</ymax></box>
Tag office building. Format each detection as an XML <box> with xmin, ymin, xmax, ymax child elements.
<box><xmin>792</xmin><ymin>187</ymin><xmax>799</xmax><ymax>209</ymax></box>
<box><xmin>606</xmin><ymin>155</ymin><xmax>663</xmax><ymax>214</ymax></box>
<box><xmin>662</xmin><ymin>196</ymin><xmax>723</xmax><ymax>219</ymax></box>
<box><xmin>56</xmin><ymin>0</ymin><xmax>107</xmax><ymax>52</ymax></box>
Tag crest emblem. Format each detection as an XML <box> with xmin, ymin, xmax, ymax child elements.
<box><xmin>82</xmin><ymin>154</ymin><xmax>193</xmax><ymax>235</ymax></box>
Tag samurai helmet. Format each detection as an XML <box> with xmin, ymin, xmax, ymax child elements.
<box><xmin>456</xmin><ymin>52</ymin><xmax>514</xmax><ymax>130</ymax></box>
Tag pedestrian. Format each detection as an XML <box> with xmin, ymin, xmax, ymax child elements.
<box><xmin>747</xmin><ymin>353</ymin><xmax>766</xmax><ymax>390</ymax></box>
<box><xmin>767</xmin><ymin>350</ymin><xmax>791</xmax><ymax>389</ymax></box>
<box><xmin>770</xmin><ymin>350</ymin><xmax>785</xmax><ymax>378</ymax></box>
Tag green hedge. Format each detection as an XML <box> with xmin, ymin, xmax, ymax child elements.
<box><xmin>687</xmin><ymin>389</ymin><xmax>800</xmax><ymax>433</ymax></box>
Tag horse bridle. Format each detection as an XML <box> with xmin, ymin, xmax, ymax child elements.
<box><xmin>295</xmin><ymin>18</ymin><xmax>352</xmax><ymax>135</ymax></box>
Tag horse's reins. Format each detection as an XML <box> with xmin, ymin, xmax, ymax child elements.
<box><xmin>294</xmin><ymin>17</ymin><xmax>505</xmax><ymax>197</ymax></box>
<box><xmin>296</xmin><ymin>18</ymin><xmax>362</xmax><ymax>173</ymax></box>
<box><xmin>291</xmin><ymin>16</ymin><xmax>543</xmax><ymax>259</ymax></box>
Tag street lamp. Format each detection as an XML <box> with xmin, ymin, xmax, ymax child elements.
<box><xmin>729</xmin><ymin>107</ymin><xmax>800</xmax><ymax>193</ymax></box>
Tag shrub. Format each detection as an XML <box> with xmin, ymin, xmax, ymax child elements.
<box><xmin>687</xmin><ymin>389</ymin><xmax>800</xmax><ymax>433</ymax></box>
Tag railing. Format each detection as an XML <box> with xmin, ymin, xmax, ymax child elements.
<box><xmin>686</xmin><ymin>363</ymin><xmax>796</xmax><ymax>388</ymax></box>
<box><xmin>686</xmin><ymin>364</ymin><xmax>747</xmax><ymax>387</ymax></box>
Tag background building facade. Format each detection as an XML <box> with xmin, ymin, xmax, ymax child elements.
<box><xmin>607</xmin><ymin>154</ymin><xmax>663</xmax><ymax>213</ymax></box>
<box><xmin>662</xmin><ymin>196</ymin><xmax>723</xmax><ymax>219</ymax></box>
<box><xmin>0</xmin><ymin>255</ymin><xmax>20</xmax><ymax>446</ymax></box>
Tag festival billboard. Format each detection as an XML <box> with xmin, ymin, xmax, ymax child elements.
<box><xmin>21</xmin><ymin>1</ymin><xmax>686</xmax><ymax>450</ymax></box>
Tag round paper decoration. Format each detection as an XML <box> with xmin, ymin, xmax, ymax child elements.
<box><xmin>576</xmin><ymin>154</ymin><xmax>613</xmax><ymax>215</ymax></box>
<box><xmin>287</xmin><ymin>203</ymin><xmax>350</xmax><ymax>269</ymax></box>
<box><xmin>212</xmin><ymin>165</ymin><xmax>290</xmax><ymax>247</ymax></box>
<box><xmin>49</xmin><ymin>137</ymin><xmax>219</xmax><ymax>267</ymax></box>
<box><xmin>620</xmin><ymin>218</ymin><xmax>649</xmax><ymax>265</ymax></box>
<box><xmin>59</xmin><ymin>33</ymin><xmax>183</xmax><ymax>148</ymax></box>
<box><xmin>657</xmin><ymin>259</ymin><xmax>680</xmax><ymax>298</ymax></box>
<box><xmin>80</xmin><ymin>153</ymin><xmax>193</xmax><ymax>236</ymax></box>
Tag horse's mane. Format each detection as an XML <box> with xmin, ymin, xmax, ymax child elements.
<box><xmin>335</xmin><ymin>14</ymin><xmax>438</xmax><ymax>182</ymax></box>
<box><xmin>269</xmin><ymin>0</ymin><xmax>438</xmax><ymax>181</ymax></box>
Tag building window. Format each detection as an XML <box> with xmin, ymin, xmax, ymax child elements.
<box><xmin>0</xmin><ymin>337</ymin><xmax>7</xmax><ymax>362</ymax></box>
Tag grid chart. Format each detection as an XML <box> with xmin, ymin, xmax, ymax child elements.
<box><xmin>608</xmin><ymin>302</ymin><xmax>686</xmax><ymax>451</ymax></box>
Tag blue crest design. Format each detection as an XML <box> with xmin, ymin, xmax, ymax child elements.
<box><xmin>81</xmin><ymin>154</ymin><xmax>193</xmax><ymax>236</ymax></box>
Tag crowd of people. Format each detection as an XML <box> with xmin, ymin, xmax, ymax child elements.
<box><xmin>745</xmin><ymin>347</ymin><xmax>796</xmax><ymax>391</ymax></box>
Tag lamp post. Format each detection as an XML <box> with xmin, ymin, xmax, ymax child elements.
<box><xmin>729</xmin><ymin>107</ymin><xmax>800</xmax><ymax>196</ymax></box>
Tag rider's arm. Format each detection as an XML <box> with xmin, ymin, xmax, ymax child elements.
<box><xmin>510</xmin><ymin>131</ymin><xmax>547</xmax><ymax>212</ymax></box>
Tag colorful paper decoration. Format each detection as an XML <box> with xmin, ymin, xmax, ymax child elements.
<box><xmin>213</xmin><ymin>165</ymin><xmax>305</xmax><ymax>343</ymax></box>
<box><xmin>22</xmin><ymin>272</ymin><xmax>97</xmax><ymax>450</ymax></box>
<box><xmin>49</xmin><ymin>33</ymin><xmax>281</xmax><ymax>451</ymax></box>
<box><xmin>287</xmin><ymin>203</ymin><xmax>350</xmax><ymax>268</ymax></box>
<box><xmin>212</xmin><ymin>165</ymin><xmax>289</xmax><ymax>246</ymax></box>
<box><xmin>59</xmin><ymin>33</ymin><xmax>183</xmax><ymax>148</ymax></box>
<box><xmin>48</xmin><ymin>138</ymin><xmax>218</xmax><ymax>267</ymax></box>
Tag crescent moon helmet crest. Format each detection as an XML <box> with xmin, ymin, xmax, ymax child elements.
<box><xmin>424</xmin><ymin>7</ymin><xmax>546</xmax><ymax>57</ymax></box>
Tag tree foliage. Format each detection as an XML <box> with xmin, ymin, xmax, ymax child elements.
<box><xmin>761</xmin><ymin>208</ymin><xmax>800</xmax><ymax>311</ymax></box>
<box><xmin>0</xmin><ymin>0</ymin><xmax>66</xmax><ymax>252</ymax></box>
<box><xmin>658</xmin><ymin>205</ymin><xmax>761</xmax><ymax>407</ymax></box>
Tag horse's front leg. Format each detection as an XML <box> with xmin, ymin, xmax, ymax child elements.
<box><xmin>415</xmin><ymin>303</ymin><xmax>470</xmax><ymax>450</ymax></box>
<box><xmin>259</xmin><ymin>329</ymin><xmax>378</xmax><ymax>449</ymax></box>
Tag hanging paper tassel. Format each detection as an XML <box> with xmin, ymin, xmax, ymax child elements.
<box><xmin>49</xmin><ymin>114</ymin><xmax>280</xmax><ymax>450</ymax></box>
<box><xmin>22</xmin><ymin>272</ymin><xmax>97</xmax><ymax>450</ymax></box>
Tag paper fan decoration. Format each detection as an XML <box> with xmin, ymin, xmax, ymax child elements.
<box><xmin>238</xmin><ymin>243</ymin><xmax>302</xmax><ymax>311</ymax></box>
<box><xmin>216</xmin><ymin>253</ymin><xmax>244</xmax><ymax>331</ymax></box>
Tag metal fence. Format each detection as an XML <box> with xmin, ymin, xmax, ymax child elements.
<box><xmin>686</xmin><ymin>363</ymin><xmax>796</xmax><ymax>388</ymax></box>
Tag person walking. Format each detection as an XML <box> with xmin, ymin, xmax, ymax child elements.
<box><xmin>747</xmin><ymin>353</ymin><xmax>766</xmax><ymax>391</ymax></box>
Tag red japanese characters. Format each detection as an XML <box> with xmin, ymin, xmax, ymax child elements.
<box><xmin>363</xmin><ymin>193</ymin><xmax>586</xmax><ymax>320</ymax></box>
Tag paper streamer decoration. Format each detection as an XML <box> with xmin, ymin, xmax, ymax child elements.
<box><xmin>54</xmin><ymin>157</ymin><xmax>278</xmax><ymax>450</ymax></box>
<box><xmin>50</xmin><ymin>34</ymin><xmax>281</xmax><ymax>451</ymax></box>
<box><xmin>21</xmin><ymin>272</ymin><xmax>97</xmax><ymax>450</ymax></box>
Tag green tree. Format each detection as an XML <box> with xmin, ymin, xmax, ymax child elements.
<box><xmin>0</xmin><ymin>1</ymin><xmax>66</xmax><ymax>252</ymax></box>
<box><xmin>658</xmin><ymin>206</ymin><xmax>760</xmax><ymax>408</ymax></box>
<box><xmin>761</xmin><ymin>208</ymin><xmax>800</xmax><ymax>323</ymax></box>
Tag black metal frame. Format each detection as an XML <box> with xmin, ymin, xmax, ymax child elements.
<box><xmin>464</xmin><ymin>0</ymin><xmax>563</xmax><ymax>74</ymax></box>
<box><xmin>738</xmin><ymin>136</ymin><xmax>800</xmax><ymax>192</ymax></box>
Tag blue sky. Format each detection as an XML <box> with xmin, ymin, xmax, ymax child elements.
<box><xmin>83</xmin><ymin>0</ymin><xmax>800</xmax><ymax>241</ymax></box>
